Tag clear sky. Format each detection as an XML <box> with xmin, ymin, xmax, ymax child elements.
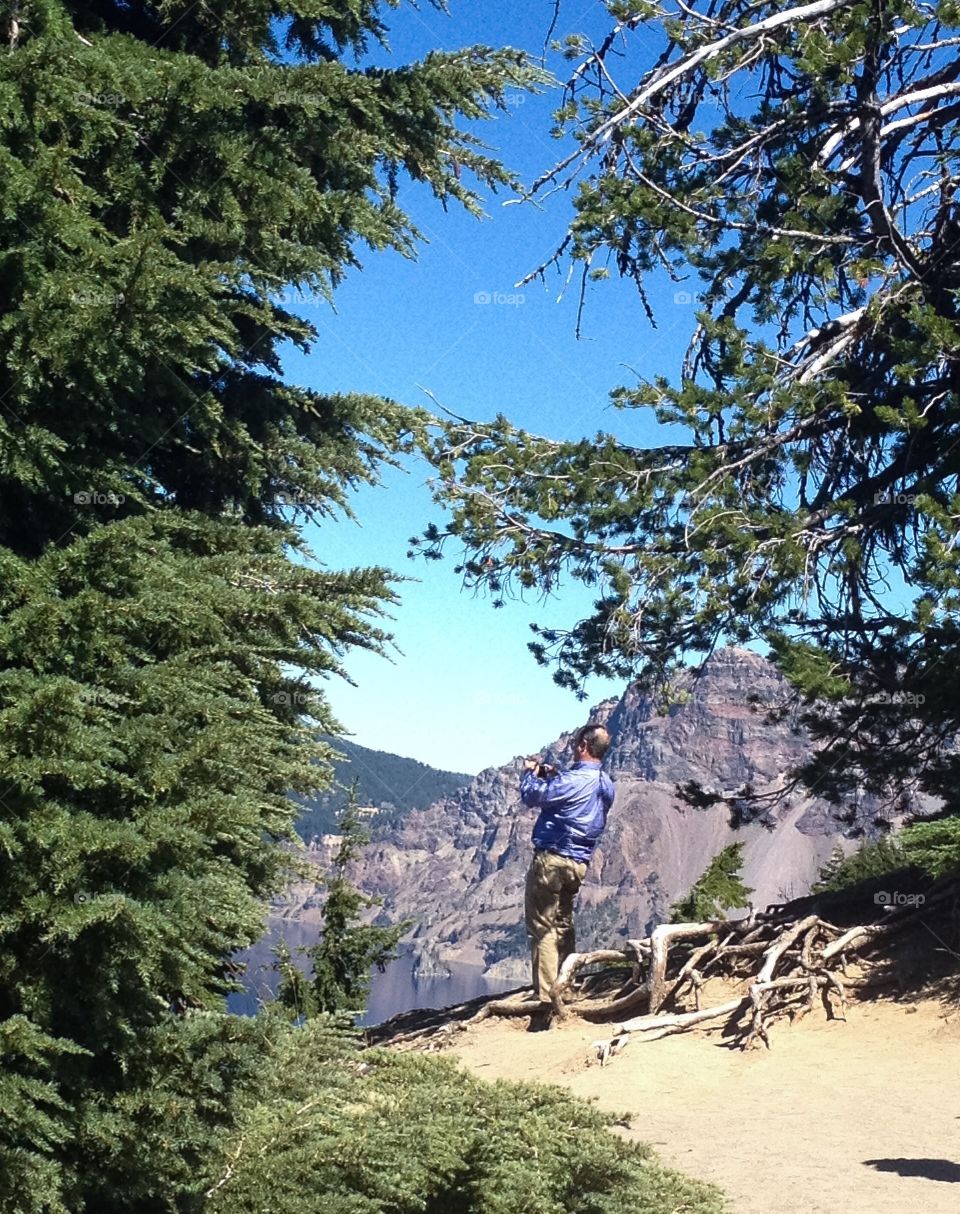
<box><xmin>289</xmin><ymin>1</ymin><xmax>697</xmax><ymax>775</ymax></box>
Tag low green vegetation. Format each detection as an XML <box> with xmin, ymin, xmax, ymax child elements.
<box><xmin>894</xmin><ymin>817</ymin><xmax>960</xmax><ymax>881</ymax></box>
<box><xmin>813</xmin><ymin>838</ymin><xmax>909</xmax><ymax>894</ymax></box>
<box><xmin>202</xmin><ymin>1015</ymin><xmax>729</xmax><ymax>1214</ymax></box>
<box><xmin>813</xmin><ymin>816</ymin><xmax>960</xmax><ymax>894</ymax></box>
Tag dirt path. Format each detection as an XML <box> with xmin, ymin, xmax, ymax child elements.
<box><xmin>448</xmin><ymin>996</ymin><xmax>960</xmax><ymax>1214</ymax></box>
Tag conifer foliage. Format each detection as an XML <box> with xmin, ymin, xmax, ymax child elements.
<box><xmin>276</xmin><ymin>797</ymin><xmax>409</xmax><ymax>1017</ymax></box>
<box><xmin>670</xmin><ymin>844</ymin><xmax>754</xmax><ymax>923</ymax></box>
<box><xmin>419</xmin><ymin>1</ymin><xmax>960</xmax><ymax>839</ymax></box>
<box><xmin>201</xmin><ymin>1015</ymin><xmax>727</xmax><ymax>1214</ymax></box>
<box><xmin>0</xmin><ymin>3</ymin><xmax>539</xmax><ymax>1209</ymax></box>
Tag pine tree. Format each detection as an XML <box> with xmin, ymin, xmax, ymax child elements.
<box><xmin>670</xmin><ymin>844</ymin><xmax>754</xmax><ymax>923</ymax></box>
<box><xmin>2</xmin><ymin>1</ymin><xmax>539</xmax><ymax>554</ymax></box>
<box><xmin>815</xmin><ymin>813</ymin><xmax>960</xmax><ymax>890</ymax></box>
<box><xmin>418</xmin><ymin>2</ymin><xmax>960</xmax><ymax>861</ymax></box>
<box><xmin>0</xmin><ymin>513</ymin><xmax>400</xmax><ymax>1210</ymax></box>
<box><xmin>0</xmin><ymin>2</ymin><xmax>541</xmax><ymax>1208</ymax></box>
<box><xmin>277</xmin><ymin>794</ymin><xmax>409</xmax><ymax>1017</ymax></box>
<box><xmin>811</xmin><ymin>840</ymin><xmax>905</xmax><ymax>894</ymax></box>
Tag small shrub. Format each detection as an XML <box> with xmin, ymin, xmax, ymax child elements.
<box><xmin>670</xmin><ymin>844</ymin><xmax>753</xmax><ymax>923</ymax></box>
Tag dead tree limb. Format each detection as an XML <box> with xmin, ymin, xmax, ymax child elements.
<box><xmin>648</xmin><ymin>921</ymin><xmax>727</xmax><ymax>1013</ymax></box>
<box><xmin>613</xmin><ymin>997</ymin><xmax>748</xmax><ymax>1039</ymax></box>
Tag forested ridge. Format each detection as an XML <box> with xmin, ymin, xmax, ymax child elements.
<box><xmin>294</xmin><ymin>739</ymin><xmax>471</xmax><ymax>840</ymax></box>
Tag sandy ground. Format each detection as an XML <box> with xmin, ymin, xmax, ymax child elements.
<box><xmin>447</xmin><ymin>994</ymin><xmax>960</xmax><ymax>1214</ymax></box>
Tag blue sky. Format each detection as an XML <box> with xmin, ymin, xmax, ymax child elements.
<box><xmin>291</xmin><ymin>1</ymin><xmax>699</xmax><ymax>775</ymax></box>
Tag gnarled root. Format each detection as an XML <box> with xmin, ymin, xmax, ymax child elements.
<box><xmin>576</xmin><ymin>880</ymin><xmax>958</xmax><ymax>1060</ymax></box>
<box><xmin>376</xmin><ymin>879</ymin><xmax>957</xmax><ymax>1056</ymax></box>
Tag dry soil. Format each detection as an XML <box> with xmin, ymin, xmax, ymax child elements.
<box><xmin>448</xmin><ymin>994</ymin><xmax>960</xmax><ymax>1214</ymax></box>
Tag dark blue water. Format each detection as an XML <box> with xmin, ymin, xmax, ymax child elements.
<box><xmin>227</xmin><ymin>918</ymin><xmax>520</xmax><ymax>1026</ymax></box>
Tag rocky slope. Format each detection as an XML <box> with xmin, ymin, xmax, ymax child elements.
<box><xmin>279</xmin><ymin>648</ymin><xmax>898</xmax><ymax>978</ymax></box>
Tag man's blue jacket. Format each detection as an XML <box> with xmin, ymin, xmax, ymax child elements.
<box><xmin>519</xmin><ymin>760</ymin><xmax>615</xmax><ymax>865</ymax></box>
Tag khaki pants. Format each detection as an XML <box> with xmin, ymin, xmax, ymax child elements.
<box><xmin>524</xmin><ymin>850</ymin><xmax>587</xmax><ymax>1002</ymax></box>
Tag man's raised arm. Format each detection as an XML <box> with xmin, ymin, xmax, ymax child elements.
<box><xmin>520</xmin><ymin>757</ymin><xmax>569</xmax><ymax>807</ymax></box>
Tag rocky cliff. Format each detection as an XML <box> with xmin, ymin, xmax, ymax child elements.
<box><xmin>279</xmin><ymin>648</ymin><xmax>896</xmax><ymax>978</ymax></box>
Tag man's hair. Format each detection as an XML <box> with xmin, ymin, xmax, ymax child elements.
<box><xmin>575</xmin><ymin>724</ymin><xmax>611</xmax><ymax>760</ymax></box>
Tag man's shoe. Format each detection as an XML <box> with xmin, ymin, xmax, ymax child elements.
<box><xmin>527</xmin><ymin>1003</ymin><xmax>554</xmax><ymax>1033</ymax></box>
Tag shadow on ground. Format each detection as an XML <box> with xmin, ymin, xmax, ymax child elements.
<box><xmin>864</xmin><ymin>1157</ymin><xmax>960</xmax><ymax>1182</ymax></box>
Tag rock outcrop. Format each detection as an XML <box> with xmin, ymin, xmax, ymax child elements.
<box><xmin>285</xmin><ymin>648</ymin><xmax>899</xmax><ymax>974</ymax></box>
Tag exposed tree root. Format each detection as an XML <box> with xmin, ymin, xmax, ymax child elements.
<box><xmin>369</xmin><ymin>879</ymin><xmax>959</xmax><ymax>1057</ymax></box>
<box><xmin>479</xmin><ymin>879</ymin><xmax>957</xmax><ymax>1060</ymax></box>
<box><xmin>466</xmin><ymin>995</ymin><xmax>543</xmax><ymax>1023</ymax></box>
<box><xmin>551</xmin><ymin>948</ymin><xmax>641</xmax><ymax>1020</ymax></box>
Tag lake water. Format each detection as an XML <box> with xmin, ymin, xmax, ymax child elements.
<box><xmin>227</xmin><ymin>918</ymin><xmax>521</xmax><ymax>1026</ymax></box>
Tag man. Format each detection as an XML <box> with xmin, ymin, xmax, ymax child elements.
<box><xmin>520</xmin><ymin>724</ymin><xmax>615</xmax><ymax>1017</ymax></box>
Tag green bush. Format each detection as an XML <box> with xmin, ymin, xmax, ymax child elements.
<box><xmin>203</xmin><ymin>1016</ymin><xmax>729</xmax><ymax>1214</ymax></box>
<box><xmin>812</xmin><ymin>838</ymin><xmax>907</xmax><ymax>893</ymax></box>
<box><xmin>670</xmin><ymin>844</ymin><xmax>753</xmax><ymax>923</ymax></box>
<box><xmin>813</xmin><ymin>818</ymin><xmax>960</xmax><ymax>895</ymax></box>
<box><xmin>898</xmin><ymin>816</ymin><xmax>960</xmax><ymax>880</ymax></box>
